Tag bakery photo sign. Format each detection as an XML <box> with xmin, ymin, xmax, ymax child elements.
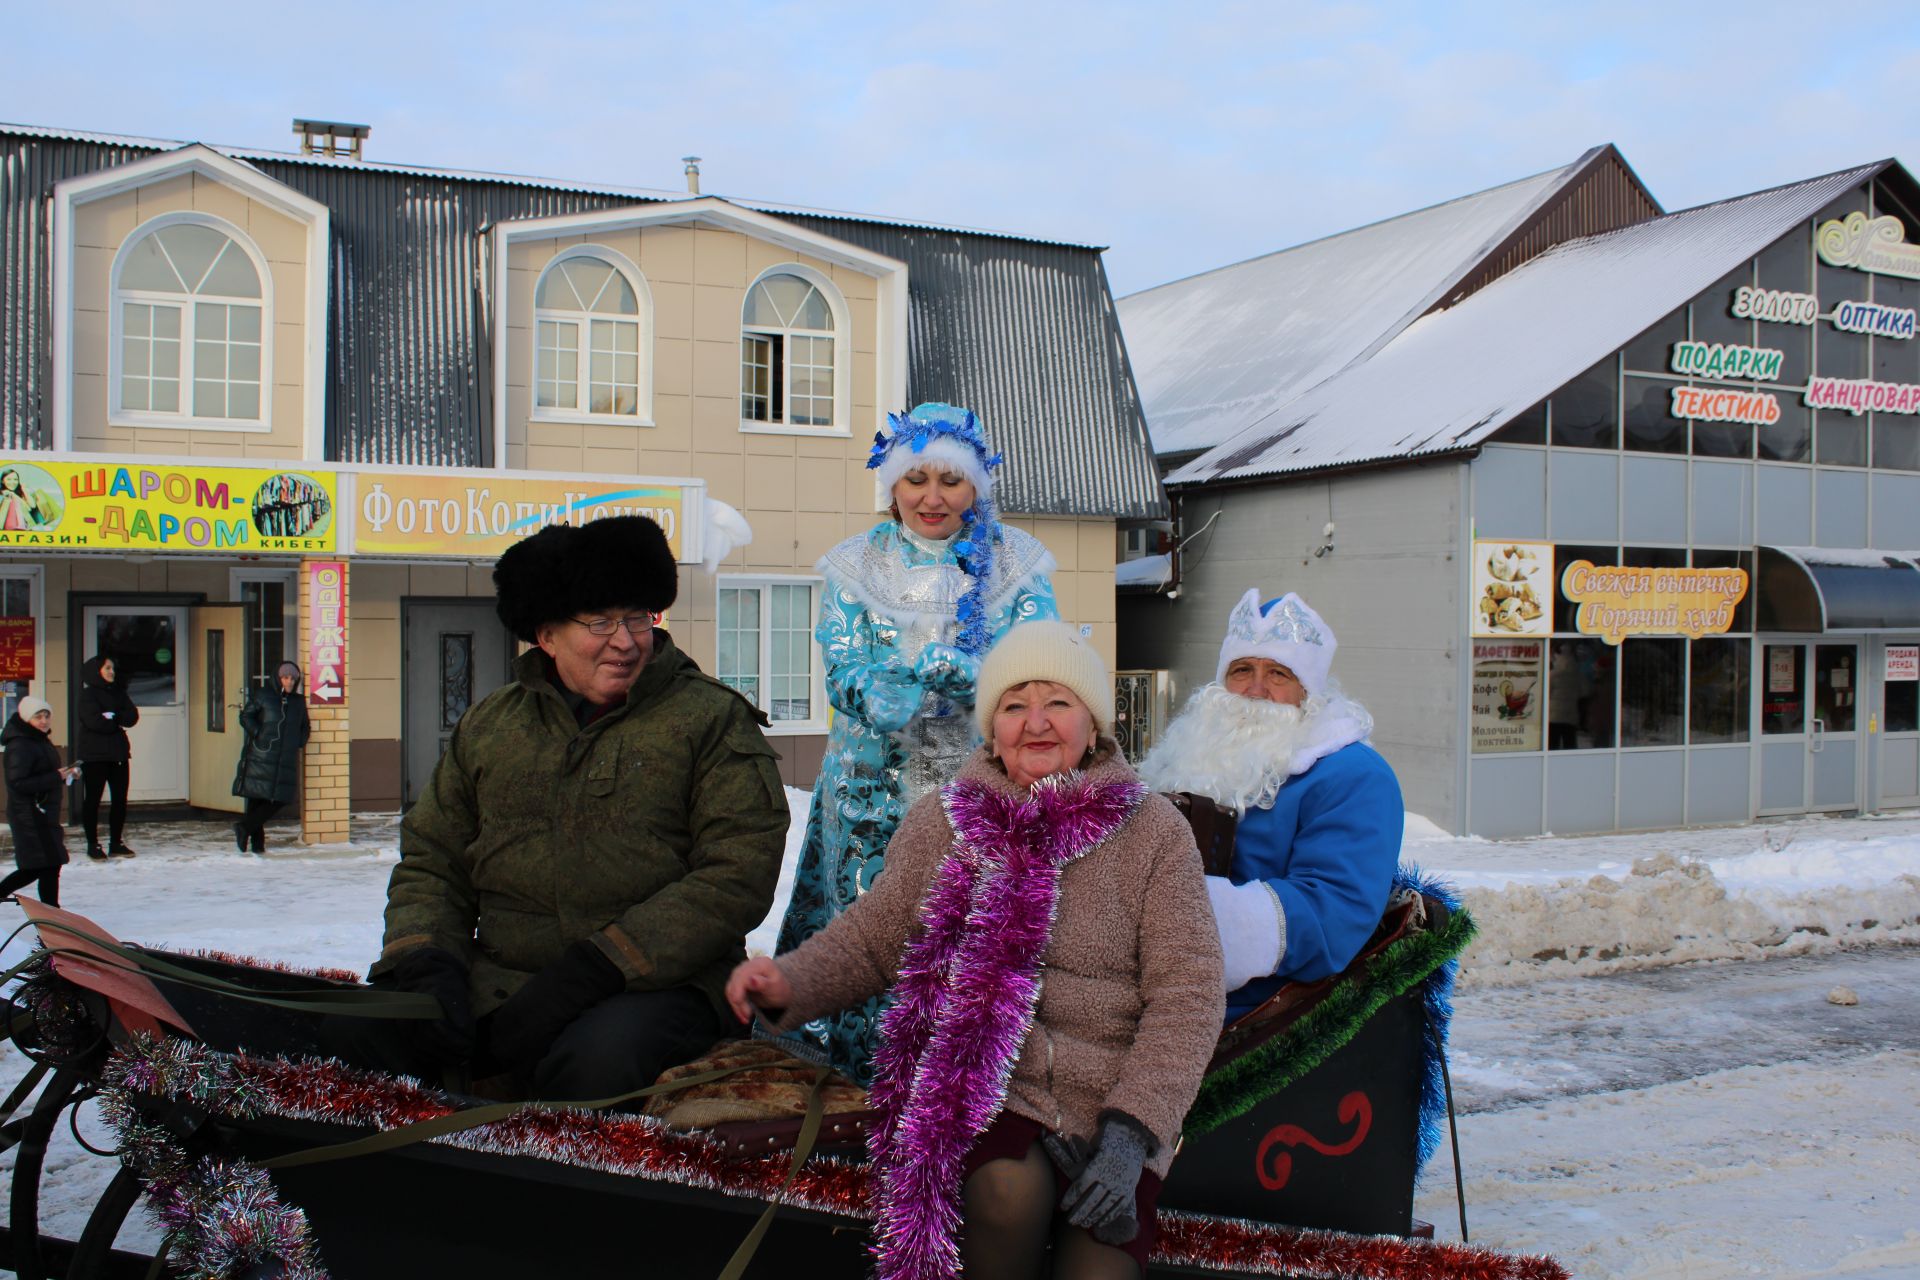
<box><xmin>1471</xmin><ymin>539</ymin><xmax>1553</xmax><ymax>638</ymax></box>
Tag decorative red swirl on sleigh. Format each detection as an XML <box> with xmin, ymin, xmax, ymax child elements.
<box><xmin>1254</xmin><ymin>1090</ymin><xmax>1372</xmax><ymax>1191</ymax></box>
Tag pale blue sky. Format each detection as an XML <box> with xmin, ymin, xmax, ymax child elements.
<box><xmin>8</xmin><ymin>1</ymin><xmax>1919</xmax><ymax>295</ymax></box>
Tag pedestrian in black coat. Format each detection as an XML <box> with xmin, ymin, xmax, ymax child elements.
<box><xmin>76</xmin><ymin>654</ymin><xmax>139</xmax><ymax>860</ymax></box>
<box><xmin>232</xmin><ymin>662</ymin><xmax>310</xmax><ymax>853</ymax></box>
<box><xmin>3</xmin><ymin>697</ymin><xmax>78</xmax><ymax>905</ymax></box>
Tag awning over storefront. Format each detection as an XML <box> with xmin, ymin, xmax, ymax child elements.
<box><xmin>1757</xmin><ymin>546</ymin><xmax>1920</xmax><ymax>632</ymax></box>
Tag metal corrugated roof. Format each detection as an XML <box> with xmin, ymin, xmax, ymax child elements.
<box><xmin>0</xmin><ymin>125</ymin><xmax>1162</xmax><ymax>518</ymax></box>
<box><xmin>1118</xmin><ymin>148</ymin><xmax>1608</xmax><ymax>457</ymax></box>
<box><xmin>0</xmin><ymin>121</ymin><xmax>1103</xmax><ymax>250</ymax></box>
<box><xmin>1168</xmin><ymin>161</ymin><xmax>1891</xmax><ymax>487</ymax></box>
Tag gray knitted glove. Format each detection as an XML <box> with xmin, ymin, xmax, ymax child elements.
<box><xmin>1057</xmin><ymin>1113</ymin><xmax>1157</xmax><ymax>1242</ymax></box>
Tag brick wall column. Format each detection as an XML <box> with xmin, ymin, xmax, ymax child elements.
<box><xmin>299</xmin><ymin>558</ymin><xmax>352</xmax><ymax>844</ymax></box>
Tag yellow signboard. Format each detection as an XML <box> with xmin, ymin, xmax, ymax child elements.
<box><xmin>0</xmin><ymin>458</ymin><xmax>336</xmax><ymax>553</ymax></box>
<box><xmin>352</xmin><ymin>473</ymin><xmax>688</xmax><ymax>560</ymax></box>
<box><xmin>1560</xmin><ymin>561</ymin><xmax>1750</xmax><ymax>645</ymax></box>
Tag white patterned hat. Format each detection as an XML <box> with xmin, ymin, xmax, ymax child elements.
<box><xmin>1215</xmin><ymin>588</ymin><xmax>1337</xmax><ymax>694</ymax></box>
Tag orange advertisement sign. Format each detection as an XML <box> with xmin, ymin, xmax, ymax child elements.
<box><xmin>1560</xmin><ymin>561</ymin><xmax>1750</xmax><ymax>645</ymax></box>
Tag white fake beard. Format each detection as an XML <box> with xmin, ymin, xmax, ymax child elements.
<box><xmin>1138</xmin><ymin>683</ymin><xmax>1316</xmax><ymax>813</ymax></box>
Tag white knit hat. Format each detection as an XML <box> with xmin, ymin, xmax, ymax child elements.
<box><xmin>973</xmin><ymin>621</ymin><xmax>1114</xmax><ymax>739</ymax></box>
<box><xmin>1215</xmin><ymin>588</ymin><xmax>1337</xmax><ymax>695</ymax></box>
<box><xmin>15</xmin><ymin>695</ymin><xmax>52</xmax><ymax>722</ymax></box>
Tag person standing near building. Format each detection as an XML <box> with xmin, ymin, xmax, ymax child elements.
<box><xmin>1140</xmin><ymin>588</ymin><xmax>1403</xmax><ymax>1021</ymax></box>
<box><xmin>231</xmin><ymin>662</ymin><xmax>310</xmax><ymax>854</ymax></box>
<box><xmin>2</xmin><ymin>697</ymin><xmax>78</xmax><ymax>905</ymax></box>
<box><xmin>774</xmin><ymin>402</ymin><xmax>1059</xmax><ymax>1084</ymax></box>
<box><xmin>75</xmin><ymin>654</ymin><xmax>139</xmax><ymax>860</ymax></box>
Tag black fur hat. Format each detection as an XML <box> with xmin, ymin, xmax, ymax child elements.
<box><xmin>493</xmin><ymin>515</ymin><xmax>678</xmax><ymax>642</ymax></box>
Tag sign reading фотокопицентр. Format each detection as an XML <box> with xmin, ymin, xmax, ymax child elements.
<box><xmin>352</xmin><ymin>473</ymin><xmax>689</xmax><ymax>561</ymax></box>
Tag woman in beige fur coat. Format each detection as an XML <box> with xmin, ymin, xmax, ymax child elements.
<box><xmin>728</xmin><ymin>621</ymin><xmax>1223</xmax><ymax>1280</ymax></box>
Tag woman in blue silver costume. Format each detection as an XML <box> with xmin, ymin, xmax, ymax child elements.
<box><xmin>775</xmin><ymin>402</ymin><xmax>1058</xmax><ymax>1082</ymax></box>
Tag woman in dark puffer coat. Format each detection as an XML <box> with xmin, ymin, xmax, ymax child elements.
<box><xmin>76</xmin><ymin>653</ymin><xmax>140</xmax><ymax>860</ymax></box>
<box><xmin>231</xmin><ymin>662</ymin><xmax>310</xmax><ymax>853</ymax></box>
<box><xmin>3</xmin><ymin>697</ymin><xmax>78</xmax><ymax>905</ymax></box>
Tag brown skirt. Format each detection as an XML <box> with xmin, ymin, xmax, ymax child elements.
<box><xmin>959</xmin><ymin>1111</ymin><xmax>1163</xmax><ymax>1272</ymax></box>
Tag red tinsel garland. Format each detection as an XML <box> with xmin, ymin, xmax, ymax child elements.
<box><xmin>178</xmin><ymin>949</ymin><xmax>366</xmax><ymax>985</ymax></box>
<box><xmin>110</xmin><ymin>1039</ymin><xmax>1567</xmax><ymax>1280</ymax></box>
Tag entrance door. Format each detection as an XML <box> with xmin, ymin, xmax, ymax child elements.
<box><xmin>1758</xmin><ymin>640</ymin><xmax>1862</xmax><ymax>813</ymax></box>
<box><xmin>84</xmin><ymin>605</ymin><xmax>188</xmax><ymax>802</ymax></box>
<box><xmin>402</xmin><ymin>601</ymin><xmax>514</xmax><ymax>805</ymax></box>
<box><xmin>187</xmin><ymin>606</ymin><xmax>246</xmax><ymax>813</ymax></box>
<box><xmin>1878</xmin><ymin>638</ymin><xmax>1920</xmax><ymax>808</ymax></box>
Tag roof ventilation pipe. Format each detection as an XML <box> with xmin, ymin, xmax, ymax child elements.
<box><xmin>682</xmin><ymin>156</ymin><xmax>702</xmax><ymax>195</ymax></box>
<box><xmin>293</xmin><ymin>118</ymin><xmax>369</xmax><ymax>160</ymax></box>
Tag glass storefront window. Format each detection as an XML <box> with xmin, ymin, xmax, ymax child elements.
<box><xmin>1756</xmin><ymin>227</ymin><xmax>1810</xmax><ymax>294</ymax></box>
<box><xmin>1693</xmin><ymin>263</ymin><xmax>1756</xmax><ymax>349</ymax></box>
<box><xmin>1689</xmin><ymin>637</ymin><xmax>1750</xmax><ymax>743</ymax></box>
<box><xmin>1762</xmin><ymin>643</ymin><xmax>1806</xmax><ymax>735</ymax></box>
<box><xmin>1873</xmin><ymin>418</ymin><xmax>1920</xmax><ymax>471</ymax></box>
<box><xmin>1815</xmin><ymin>412</ymin><xmax>1867</xmax><ymax>467</ymax></box>
<box><xmin>1549</xmin><ymin>638</ymin><xmax>1615</xmax><ymax>750</ymax></box>
<box><xmin>1553</xmin><ymin>544</ymin><xmax>1617</xmax><ymax>632</ymax></box>
<box><xmin>1621</xmin><ymin>637</ymin><xmax>1684</xmax><ymax>747</ymax></box>
<box><xmin>1692</xmin><ymin>419</ymin><xmax>1754</xmax><ymax>458</ymax></box>
<box><xmin>1623</xmin><ymin>309</ymin><xmax>1686</xmax><ymax>374</ymax></box>
<box><xmin>1490</xmin><ymin>400</ymin><xmax>1546</xmax><ymax>445</ymax></box>
<box><xmin>1758</xmin><ymin>398</ymin><xmax>1811</xmax><ymax>462</ymax></box>
<box><xmin>1624</xmin><ymin>376</ymin><xmax>1687</xmax><ymax>453</ymax></box>
<box><xmin>1817</xmin><ymin>326</ymin><xmax>1868</xmax><ymax>380</ymax></box>
<box><xmin>1886</xmin><ymin>674</ymin><xmax>1919</xmax><ymax>734</ymax></box>
<box><xmin>1550</xmin><ymin>358</ymin><xmax>1619</xmax><ymax>449</ymax></box>
<box><xmin>1691</xmin><ymin>549</ymin><xmax>1754</xmax><ymax>632</ymax></box>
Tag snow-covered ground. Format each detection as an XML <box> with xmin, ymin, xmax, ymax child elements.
<box><xmin>2</xmin><ymin>794</ymin><xmax>1917</xmax><ymax>1278</ymax></box>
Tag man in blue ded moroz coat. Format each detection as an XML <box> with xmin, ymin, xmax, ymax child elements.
<box><xmin>1140</xmin><ymin>589</ymin><xmax>1403</xmax><ymax>1021</ymax></box>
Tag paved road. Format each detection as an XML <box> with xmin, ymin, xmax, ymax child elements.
<box><xmin>1445</xmin><ymin>943</ymin><xmax>1920</xmax><ymax>1112</ymax></box>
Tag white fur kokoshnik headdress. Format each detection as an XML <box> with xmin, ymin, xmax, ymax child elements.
<box><xmin>1215</xmin><ymin>588</ymin><xmax>1337</xmax><ymax>695</ymax></box>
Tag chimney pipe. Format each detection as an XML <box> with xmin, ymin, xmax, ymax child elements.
<box><xmin>682</xmin><ymin>156</ymin><xmax>702</xmax><ymax>195</ymax></box>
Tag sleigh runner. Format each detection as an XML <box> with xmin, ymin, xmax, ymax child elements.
<box><xmin>0</xmin><ymin>888</ymin><xmax>1563</xmax><ymax>1280</ymax></box>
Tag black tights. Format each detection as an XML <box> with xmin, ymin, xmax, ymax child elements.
<box><xmin>0</xmin><ymin>867</ymin><xmax>59</xmax><ymax>907</ymax></box>
<box><xmin>960</xmin><ymin>1144</ymin><xmax>1138</xmax><ymax>1280</ymax></box>
<box><xmin>81</xmin><ymin>760</ymin><xmax>129</xmax><ymax>851</ymax></box>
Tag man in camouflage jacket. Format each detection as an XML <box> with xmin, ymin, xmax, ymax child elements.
<box><xmin>352</xmin><ymin>516</ymin><xmax>788</xmax><ymax>1100</ymax></box>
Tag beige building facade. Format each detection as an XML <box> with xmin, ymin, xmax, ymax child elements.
<box><xmin>2</xmin><ymin>128</ymin><xmax>1150</xmax><ymax>840</ymax></box>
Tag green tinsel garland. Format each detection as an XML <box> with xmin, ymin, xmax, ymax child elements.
<box><xmin>1185</xmin><ymin>905</ymin><xmax>1477</xmax><ymax>1137</ymax></box>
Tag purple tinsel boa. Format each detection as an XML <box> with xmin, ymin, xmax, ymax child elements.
<box><xmin>867</xmin><ymin>769</ymin><xmax>1145</xmax><ymax>1280</ymax></box>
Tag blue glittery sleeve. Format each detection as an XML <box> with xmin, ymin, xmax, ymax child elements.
<box><xmin>817</xmin><ymin>581</ymin><xmax>921</xmax><ymax>731</ymax></box>
<box><xmin>1009</xmin><ymin>574</ymin><xmax>1060</xmax><ymax>626</ymax></box>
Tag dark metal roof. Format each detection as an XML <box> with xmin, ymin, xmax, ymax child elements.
<box><xmin>0</xmin><ymin>125</ymin><xmax>1164</xmax><ymax>519</ymax></box>
<box><xmin>1757</xmin><ymin>547</ymin><xmax>1920</xmax><ymax>632</ymax></box>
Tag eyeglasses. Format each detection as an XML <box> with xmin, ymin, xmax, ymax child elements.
<box><xmin>570</xmin><ymin>612</ymin><xmax>661</xmax><ymax>637</ymax></box>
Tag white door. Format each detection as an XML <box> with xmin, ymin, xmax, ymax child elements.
<box><xmin>83</xmin><ymin>605</ymin><xmax>188</xmax><ymax>802</ymax></box>
<box><xmin>1757</xmin><ymin>640</ymin><xmax>1862</xmax><ymax>814</ymax></box>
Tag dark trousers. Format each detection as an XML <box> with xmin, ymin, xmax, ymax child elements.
<box><xmin>323</xmin><ymin>984</ymin><xmax>724</xmax><ymax>1103</ymax></box>
<box><xmin>80</xmin><ymin>760</ymin><xmax>129</xmax><ymax>851</ymax></box>
<box><xmin>239</xmin><ymin>798</ymin><xmax>284</xmax><ymax>849</ymax></box>
<box><xmin>0</xmin><ymin>866</ymin><xmax>59</xmax><ymax>907</ymax></box>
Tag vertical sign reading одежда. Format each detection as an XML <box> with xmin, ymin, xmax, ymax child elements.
<box><xmin>307</xmin><ymin>562</ymin><xmax>346</xmax><ymax>705</ymax></box>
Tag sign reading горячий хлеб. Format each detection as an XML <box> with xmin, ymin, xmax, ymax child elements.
<box><xmin>1560</xmin><ymin>561</ymin><xmax>1751</xmax><ymax>646</ymax></box>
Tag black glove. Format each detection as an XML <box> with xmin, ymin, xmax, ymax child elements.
<box><xmin>482</xmin><ymin>939</ymin><xmax>625</xmax><ymax>1077</ymax></box>
<box><xmin>1055</xmin><ymin>1113</ymin><xmax>1156</xmax><ymax>1244</ymax></box>
<box><xmin>388</xmin><ymin>946</ymin><xmax>476</xmax><ymax>1068</ymax></box>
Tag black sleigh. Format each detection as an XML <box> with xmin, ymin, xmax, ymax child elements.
<box><xmin>0</xmin><ymin>854</ymin><xmax>1551</xmax><ymax>1280</ymax></box>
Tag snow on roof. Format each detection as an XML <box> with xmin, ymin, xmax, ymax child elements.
<box><xmin>1115</xmin><ymin>552</ymin><xmax>1173</xmax><ymax>588</ymax></box>
<box><xmin>0</xmin><ymin>119</ymin><xmax>1100</xmax><ymax>250</ymax></box>
<box><xmin>1118</xmin><ymin>148</ymin><xmax>1610</xmax><ymax>457</ymax></box>
<box><xmin>1169</xmin><ymin>161</ymin><xmax>1892</xmax><ymax>487</ymax></box>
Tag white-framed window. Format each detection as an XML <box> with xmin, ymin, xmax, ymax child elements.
<box><xmin>110</xmin><ymin>213</ymin><xmax>271</xmax><ymax>429</ymax></box>
<box><xmin>717</xmin><ymin>576</ymin><xmax>825</xmax><ymax>732</ymax></box>
<box><xmin>740</xmin><ymin>265</ymin><xmax>848</xmax><ymax>433</ymax></box>
<box><xmin>229</xmin><ymin>567</ymin><xmax>298</xmax><ymax>691</ymax></box>
<box><xmin>532</xmin><ymin>246</ymin><xmax>653</xmax><ymax>423</ymax></box>
<box><xmin>0</xmin><ymin>566</ymin><xmax>44</xmax><ymax>726</ymax></box>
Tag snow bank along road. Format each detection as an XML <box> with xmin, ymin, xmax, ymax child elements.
<box><xmin>0</xmin><ymin>800</ymin><xmax>1917</xmax><ymax>1277</ymax></box>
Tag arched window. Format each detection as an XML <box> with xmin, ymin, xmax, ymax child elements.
<box><xmin>741</xmin><ymin>268</ymin><xmax>844</xmax><ymax>429</ymax></box>
<box><xmin>112</xmin><ymin>215</ymin><xmax>268</xmax><ymax>422</ymax></box>
<box><xmin>533</xmin><ymin>249</ymin><xmax>650</xmax><ymax>419</ymax></box>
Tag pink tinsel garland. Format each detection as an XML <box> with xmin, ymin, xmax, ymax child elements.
<box><xmin>867</xmin><ymin>771</ymin><xmax>1143</xmax><ymax>1280</ymax></box>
